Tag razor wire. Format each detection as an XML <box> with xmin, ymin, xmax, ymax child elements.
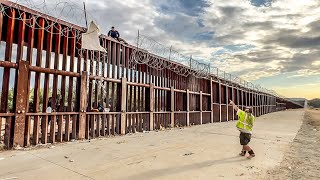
<box><xmin>0</xmin><ymin>0</ymin><xmax>87</xmax><ymax>38</ymax></box>
<box><xmin>130</xmin><ymin>34</ymin><xmax>212</xmax><ymax>78</ymax></box>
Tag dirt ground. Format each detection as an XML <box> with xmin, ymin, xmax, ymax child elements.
<box><xmin>262</xmin><ymin>109</ymin><xmax>320</xmax><ymax>180</ymax></box>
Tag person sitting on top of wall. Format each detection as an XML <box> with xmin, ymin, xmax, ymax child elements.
<box><xmin>107</xmin><ymin>26</ymin><xmax>128</xmax><ymax>45</ymax></box>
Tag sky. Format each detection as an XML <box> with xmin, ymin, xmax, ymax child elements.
<box><xmin>3</xmin><ymin>0</ymin><xmax>320</xmax><ymax>99</ymax></box>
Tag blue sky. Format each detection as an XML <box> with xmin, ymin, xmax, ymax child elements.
<box><xmin>3</xmin><ymin>0</ymin><xmax>320</xmax><ymax>99</ymax></box>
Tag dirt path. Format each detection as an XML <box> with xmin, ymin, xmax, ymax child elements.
<box><xmin>262</xmin><ymin>110</ymin><xmax>320</xmax><ymax>180</ymax></box>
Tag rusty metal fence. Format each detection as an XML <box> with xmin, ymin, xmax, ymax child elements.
<box><xmin>0</xmin><ymin>2</ymin><xmax>302</xmax><ymax>149</ymax></box>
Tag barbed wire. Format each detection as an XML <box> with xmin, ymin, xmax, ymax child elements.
<box><xmin>130</xmin><ymin>34</ymin><xmax>211</xmax><ymax>78</ymax></box>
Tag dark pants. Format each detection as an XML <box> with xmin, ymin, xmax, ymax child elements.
<box><xmin>239</xmin><ymin>132</ymin><xmax>251</xmax><ymax>145</ymax></box>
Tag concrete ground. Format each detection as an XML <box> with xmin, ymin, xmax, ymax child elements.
<box><xmin>0</xmin><ymin>110</ymin><xmax>304</xmax><ymax>180</ymax></box>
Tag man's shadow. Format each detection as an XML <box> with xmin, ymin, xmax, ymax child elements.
<box><xmin>121</xmin><ymin>155</ymin><xmax>247</xmax><ymax>180</ymax></box>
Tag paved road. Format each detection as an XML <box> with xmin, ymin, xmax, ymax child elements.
<box><xmin>0</xmin><ymin>110</ymin><xmax>304</xmax><ymax>180</ymax></box>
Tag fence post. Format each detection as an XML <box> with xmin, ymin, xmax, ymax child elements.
<box><xmin>219</xmin><ymin>82</ymin><xmax>222</xmax><ymax>122</ymax></box>
<box><xmin>260</xmin><ymin>94</ymin><xmax>262</xmax><ymax>115</ymax></box>
<box><xmin>13</xmin><ymin>61</ymin><xmax>29</xmax><ymax>147</ymax></box>
<box><xmin>262</xmin><ymin>94</ymin><xmax>265</xmax><ymax>114</ymax></box>
<box><xmin>120</xmin><ymin>77</ymin><xmax>127</xmax><ymax>135</ymax></box>
<box><xmin>248</xmin><ymin>91</ymin><xmax>251</xmax><ymax>107</ymax></box>
<box><xmin>200</xmin><ymin>91</ymin><xmax>203</xmax><ymax>125</ymax></box>
<box><xmin>170</xmin><ymin>87</ymin><xmax>174</xmax><ymax>128</ymax></box>
<box><xmin>149</xmin><ymin>83</ymin><xmax>154</xmax><ymax>131</ymax></box>
<box><xmin>241</xmin><ymin>90</ymin><xmax>244</xmax><ymax>112</ymax></box>
<box><xmin>226</xmin><ymin>86</ymin><xmax>229</xmax><ymax>121</ymax></box>
<box><xmin>186</xmin><ymin>89</ymin><xmax>190</xmax><ymax>126</ymax></box>
<box><xmin>237</xmin><ymin>88</ymin><xmax>240</xmax><ymax>119</ymax></box>
<box><xmin>78</xmin><ymin>71</ymin><xmax>88</xmax><ymax>139</ymax></box>
<box><xmin>210</xmin><ymin>78</ymin><xmax>213</xmax><ymax>123</ymax></box>
<box><xmin>4</xmin><ymin>117</ymin><xmax>13</xmax><ymax>149</ymax></box>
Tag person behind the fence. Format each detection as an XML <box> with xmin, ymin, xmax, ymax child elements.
<box><xmin>91</xmin><ymin>102</ymin><xmax>99</xmax><ymax>112</ymax></box>
<box><xmin>229</xmin><ymin>100</ymin><xmax>256</xmax><ymax>159</ymax></box>
<box><xmin>43</xmin><ymin>97</ymin><xmax>53</xmax><ymax>131</ymax></box>
<box><xmin>98</xmin><ymin>103</ymin><xmax>104</xmax><ymax>112</ymax></box>
<box><xmin>46</xmin><ymin>97</ymin><xmax>53</xmax><ymax>113</ymax></box>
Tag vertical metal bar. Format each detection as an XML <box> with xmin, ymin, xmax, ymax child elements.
<box><xmin>60</xmin><ymin>28</ymin><xmax>69</xmax><ymax>111</ymax></box>
<box><xmin>186</xmin><ymin>89</ymin><xmax>190</xmax><ymax>126</ymax></box>
<box><xmin>96</xmin><ymin>114</ymin><xmax>100</xmax><ymax>137</ymax></box>
<box><xmin>120</xmin><ymin>77</ymin><xmax>127</xmax><ymax>134</ymax></box>
<box><xmin>65</xmin><ymin>115</ymin><xmax>70</xmax><ymax>141</ymax></box>
<box><xmin>79</xmin><ymin>72</ymin><xmax>88</xmax><ymax>139</ymax></box>
<box><xmin>83</xmin><ymin>49</ymin><xmax>88</xmax><ymax>71</ymax></box>
<box><xmin>52</xmin><ymin>25</ymin><xmax>61</xmax><ymax>112</ymax></box>
<box><xmin>200</xmin><ymin>91</ymin><xmax>203</xmax><ymax>124</ymax></box>
<box><xmin>154</xmin><ymin>67</ymin><xmax>157</xmax><ymax>129</ymax></box>
<box><xmin>210</xmin><ymin>78</ymin><xmax>213</xmax><ymax>123</ymax></box>
<box><xmin>90</xmin><ymin>114</ymin><xmax>95</xmax><ymax>138</ymax></box>
<box><xmin>42</xmin><ymin>22</ymin><xmax>53</xmax><ymax>113</ymax></box>
<box><xmin>72</xmin><ymin>114</ymin><xmax>77</xmax><ymax>139</ymax></box>
<box><xmin>50</xmin><ymin>115</ymin><xmax>56</xmax><ymax>143</ymax></box>
<box><xmin>226</xmin><ymin>86</ymin><xmax>229</xmax><ymax>122</ymax></box>
<box><xmin>94</xmin><ymin>51</ymin><xmax>99</xmax><ymax>108</ymax></box>
<box><xmin>57</xmin><ymin>114</ymin><xmax>63</xmax><ymax>143</ymax></box>
<box><xmin>0</xmin><ymin>8</ymin><xmax>3</xmax><ymax>41</ymax></box>
<box><xmin>121</xmin><ymin>45</ymin><xmax>125</xmax><ymax>78</ymax></box>
<box><xmin>1</xmin><ymin>9</ymin><xmax>15</xmax><ymax>113</ymax></box>
<box><xmin>149</xmin><ymin>83</ymin><xmax>154</xmax><ymax>131</ymax></box>
<box><xmin>13</xmin><ymin>61</ymin><xmax>29</xmax><ymax>147</ymax></box>
<box><xmin>14</xmin><ymin>13</ymin><xmax>28</xmax><ymax>146</ymax></box>
<box><xmin>41</xmin><ymin>115</ymin><xmax>48</xmax><ymax>144</ymax></box>
<box><xmin>33</xmin><ymin>18</ymin><xmax>45</xmax><ymax>114</ymax></box>
<box><xmin>88</xmin><ymin>51</ymin><xmax>94</xmax><ymax>111</ymax></box>
<box><xmin>106</xmin><ymin>41</ymin><xmax>111</xmax><ymax>107</ymax></box>
<box><xmin>111</xmin><ymin>114</ymin><xmax>115</xmax><ymax>135</ymax></box>
<box><xmin>85</xmin><ymin>115</ymin><xmax>90</xmax><ymax>139</ymax></box>
<box><xmin>101</xmin><ymin>114</ymin><xmax>106</xmax><ymax>136</ymax></box>
<box><xmin>106</xmin><ymin>114</ymin><xmax>110</xmax><ymax>135</ymax></box>
<box><xmin>75</xmin><ymin>32</ymin><xmax>82</xmax><ymax>113</ymax></box>
<box><xmin>68</xmin><ymin>30</ymin><xmax>76</xmax><ymax>112</ymax></box>
<box><xmin>33</xmin><ymin>115</ymin><xmax>40</xmax><ymax>145</ymax></box>
<box><xmin>133</xmin><ymin>67</ymin><xmax>137</xmax><ymax>132</ymax></box>
<box><xmin>111</xmin><ymin>42</ymin><xmax>116</xmax><ymax>112</ymax></box>
<box><xmin>101</xmin><ymin>40</ymin><xmax>105</xmax><ymax>108</ymax></box>
<box><xmin>116</xmin><ymin>43</ymin><xmax>121</xmax><ymax>79</ymax></box>
<box><xmin>25</xmin><ymin>15</ymin><xmax>35</xmax><ymax>118</ymax></box>
<box><xmin>219</xmin><ymin>82</ymin><xmax>222</xmax><ymax>122</ymax></box>
<box><xmin>137</xmin><ymin>65</ymin><xmax>141</xmax><ymax>129</ymax></box>
<box><xmin>4</xmin><ymin>117</ymin><xmax>13</xmax><ymax>148</ymax></box>
<box><xmin>170</xmin><ymin>87</ymin><xmax>174</xmax><ymax>127</ymax></box>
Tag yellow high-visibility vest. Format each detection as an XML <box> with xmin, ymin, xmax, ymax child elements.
<box><xmin>236</xmin><ymin>110</ymin><xmax>255</xmax><ymax>133</ymax></box>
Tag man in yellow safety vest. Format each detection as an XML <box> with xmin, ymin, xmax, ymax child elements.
<box><xmin>229</xmin><ymin>100</ymin><xmax>256</xmax><ymax>159</ymax></box>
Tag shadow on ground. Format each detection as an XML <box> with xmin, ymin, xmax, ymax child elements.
<box><xmin>122</xmin><ymin>156</ymin><xmax>247</xmax><ymax>180</ymax></box>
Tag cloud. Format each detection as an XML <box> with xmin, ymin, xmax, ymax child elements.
<box><xmin>154</xmin><ymin>0</ymin><xmax>210</xmax><ymax>17</ymax></box>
